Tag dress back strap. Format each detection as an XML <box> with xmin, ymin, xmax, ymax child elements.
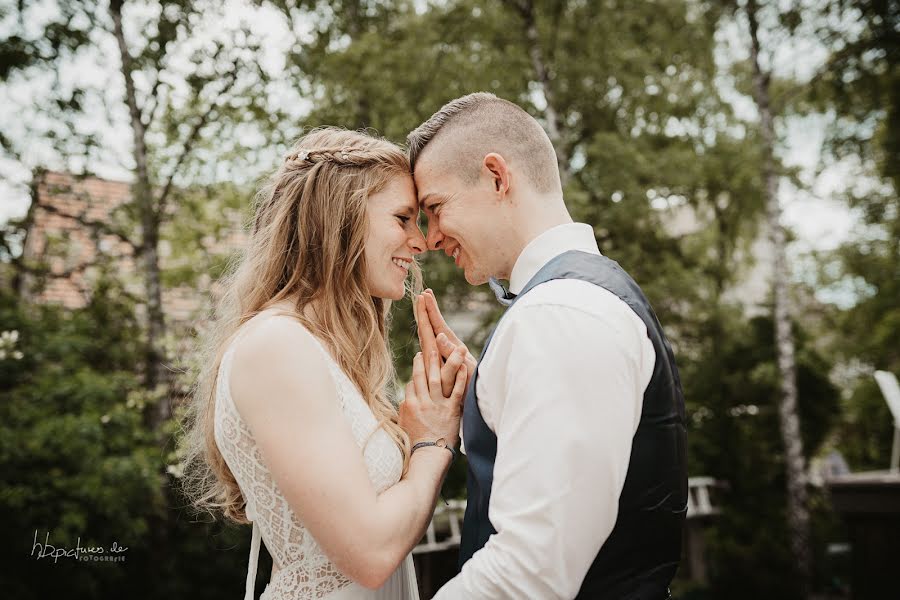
<box><xmin>225</xmin><ymin>310</ymin><xmax>292</xmax><ymax>598</ymax></box>
<box><xmin>244</xmin><ymin>521</ymin><xmax>261</xmax><ymax>600</ymax></box>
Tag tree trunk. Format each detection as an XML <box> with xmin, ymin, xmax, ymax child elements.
<box><xmin>746</xmin><ymin>1</ymin><xmax>812</xmax><ymax>595</ymax></box>
<box><xmin>345</xmin><ymin>0</ymin><xmax>372</xmax><ymax>128</ymax></box>
<box><xmin>110</xmin><ymin>7</ymin><xmax>175</xmax><ymax>589</ymax></box>
<box><xmin>506</xmin><ymin>0</ymin><xmax>570</xmax><ymax>186</ymax></box>
<box><xmin>110</xmin><ymin>0</ymin><xmax>170</xmax><ymax>428</ymax></box>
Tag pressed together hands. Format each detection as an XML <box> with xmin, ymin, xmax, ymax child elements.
<box><xmin>399</xmin><ymin>289</ymin><xmax>478</xmax><ymax>454</ymax></box>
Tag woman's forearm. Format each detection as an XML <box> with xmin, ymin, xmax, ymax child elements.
<box><xmin>366</xmin><ymin>447</ymin><xmax>453</xmax><ymax>578</ymax></box>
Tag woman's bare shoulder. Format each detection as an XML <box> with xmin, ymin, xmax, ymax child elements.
<box><xmin>228</xmin><ymin>313</ymin><xmax>333</xmax><ymax>409</ymax></box>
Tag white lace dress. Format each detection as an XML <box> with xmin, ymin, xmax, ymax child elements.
<box><xmin>214</xmin><ymin>314</ymin><xmax>420</xmax><ymax>600</ymax></box>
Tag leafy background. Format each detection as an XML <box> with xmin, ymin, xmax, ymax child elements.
<box><xmin>1</xmin><ymin>0</ymin><xmax>896</xmax><ymax>598</ymax></box>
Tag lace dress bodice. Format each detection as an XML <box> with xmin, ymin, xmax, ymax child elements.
<box><xmin>213</xmin><ymin>314</ymin><xmax>418</xmax><ymax>599</ymax></box>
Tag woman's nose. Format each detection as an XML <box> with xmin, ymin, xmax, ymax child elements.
<box><xmin>409</xmin><ymin>226</ymin><xmax>426</xmax><ymax>255</ymax></box>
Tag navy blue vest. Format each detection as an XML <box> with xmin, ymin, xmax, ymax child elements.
<box><xmin>458</xmin><ymin>250</ymin><xmax>687</xmax><ymax>600</ymax></box>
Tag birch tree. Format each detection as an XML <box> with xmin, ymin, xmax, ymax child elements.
<box><xmin>2</xmin><ymin>0</ymin><xmax>274</xmax><ymax>429</ymax></box>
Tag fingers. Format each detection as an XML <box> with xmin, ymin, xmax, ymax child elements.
<box><xmin>412</xmin><ymin>352</ymin><xmax>429</xmax><ymax>401</ymax></box>
<box><xmin>436</xmin><ymin>332</ymin><xmax>457</xmax><ymax>361</ymax></box>
<box><xmin>415</xmin><ymin>294</ymin><xmax>439</xmax><ymax>377</ymax></box>
<box><xmin>449</xmin><ymin>362</ymin><xmax>468</xmax><ymax>408</ymax></box>
<box><xmin>427</xmin><ymin>350</ymin><xmax>442</xmax><ymax>398</ymax></box>
<box><xmin>464</xmin><ymin>352</ymin><xmax>477</xmax><ymax>377</ymax></box>
<box><xmin>413</xmin><ymin>294</ymin><xmax>424</xmax><ymax>348</ymax></box>
<box><xmin>420</xmin><ymin>290</ymin><xmax>476</xmax><ymax>398</ymax></box>
<box><xmin>424</xmin><ymin>289</ymin><xmax>461</xmax><ymax>345</ymax></box>
<box><xmin>437</xmin><ymin>329</ymin><xmax>477</xmax><ymax>378</ymax></box>
<box><xmin>440</xmin><ymin>345</ymin><xmax>466</xmax><ymax>397</ymax></box>
<box><xmin>418</xmin><ymin>293</ymin><xmax>438</xmax><ymax>345</ymax></box>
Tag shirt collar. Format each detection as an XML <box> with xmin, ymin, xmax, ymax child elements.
<box><xmin>508</xmin><ymin>222</ymin><xmax>601</xmax><ymax>294</ymax></box>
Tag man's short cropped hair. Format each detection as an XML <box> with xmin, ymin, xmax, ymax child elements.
<box><xmin>407</xmin><ymin>92</ymin><xmax>561</xmax><ymax>194</ymax></box>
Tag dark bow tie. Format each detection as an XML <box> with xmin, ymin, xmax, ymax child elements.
<box><xmin>489</xmin><ymin>277</ymin><xmax>517</xmax><ymax>306</ymax></box>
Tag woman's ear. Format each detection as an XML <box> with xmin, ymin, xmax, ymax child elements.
<box><xmin>483</xmin><ymin>153</ymin><xmax>510</xmax><ymax>197</ymax></box>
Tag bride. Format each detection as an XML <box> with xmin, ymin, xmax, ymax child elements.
<box><xmin>181</xmin><ymin>128</ymin><xmax>468</xmax><ymax>599</ymax></box>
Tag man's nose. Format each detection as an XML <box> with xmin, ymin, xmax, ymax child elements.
<box><xmin>425</xmin><ymin>224</ymin><xmax>443</xmax><ymax>251</ymax></box>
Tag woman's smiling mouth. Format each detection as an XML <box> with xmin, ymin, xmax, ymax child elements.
<box><xmin>392</xmin><ymin>257</ymin><xmax>411</xmax><ymax>272</ymax></box>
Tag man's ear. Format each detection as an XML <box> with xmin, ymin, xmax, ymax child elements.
<box><xmin>483</xmin><ymin>153</ymin><xmax>510</xmax><ymax>198</ymax></box>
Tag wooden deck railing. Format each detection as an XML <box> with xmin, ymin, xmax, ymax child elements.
<box><xmin>413</xmin><ymin>477</ymin><xmax>719</xmax><ymax>554</ymax></box>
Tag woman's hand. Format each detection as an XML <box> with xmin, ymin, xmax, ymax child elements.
<box><xmin>399</xmin><ymin>350</ymin><xmax>466</xmax><ymax>448</ymax></box>
<box><xmin>415</xmin><ymin>289</ymin><xmax>477</xmax><ymax>396</ymax></box>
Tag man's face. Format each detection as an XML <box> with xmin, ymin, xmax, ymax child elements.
<box><xmin>414</xmin><ymin>157</ymin><xmax>508</xmax><ymax>286</ymax></box>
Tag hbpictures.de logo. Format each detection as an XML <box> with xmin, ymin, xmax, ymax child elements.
<box><xmin>30</xmin><ymin>531</ymin><xmax>129</xmax><ymax>564</ymax></box>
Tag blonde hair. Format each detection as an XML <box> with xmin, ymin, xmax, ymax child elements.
<box><xmin>181</xmin><ymin>127</ymin><xmax>422</xmax><ymax>523</ymax></box>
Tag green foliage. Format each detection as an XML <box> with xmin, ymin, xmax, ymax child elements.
<box><xmin>807</xmin><ymin>0</ymin><xmax>899</xmax><ymax>472</ymax></box>
<box><xmin>3</xmin><ymin>0</ymin><xmax>895</xmax><ymax>597</ymax></box>
<box><xmin>835</xmin><ymin>377</ymin><xmax>895</xmax><ymax>470</ymax></box>
<box><xmin>815</xmin><ymin>188</ymin><xmax>899</xmax><ymax>471</ymax></box>
<box><xmin>0</xmin><ymin>274</ymin><xmax>253</xmax><ymax>598</ymax></box>
<box><xmin>0</xmin><ymin>278</ymin><xmax>153</xmax><ymax>595</ymax></box>
<box><xmin>813</xmin><ymin>0</ymin><xmax>899</xmax><ymax>188</ymax></box>
<box><xmin>679</xmin><ymin>311</ymin><xmax>841</xmax><ymax>598</ymax></box>
<box><xmin>0</xmin><ymin>1</ymin><xmax>94</xmax><ymax>81</ymax></box>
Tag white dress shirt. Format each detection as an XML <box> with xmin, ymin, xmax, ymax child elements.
<box><xmin>433</xmin><ymin>223</ymin><xmax>656</xmax><ymax>600</ymax></box>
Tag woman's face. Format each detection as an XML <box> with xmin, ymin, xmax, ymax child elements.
<box><xmin>364</xmin><ymin>175</ymin><xmax>426</xmax><ymax>300</ymax></box>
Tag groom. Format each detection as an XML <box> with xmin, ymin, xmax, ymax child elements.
<box><xmin>409</xmin><ymin>93</ymin><xmax>687</xmax><ymax>599</ymax></box>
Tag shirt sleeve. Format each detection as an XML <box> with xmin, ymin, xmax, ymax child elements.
<box><xmin>433</xmin><ymin>299</ymin><xmax>652</xmax><ymax>600</ymax></box>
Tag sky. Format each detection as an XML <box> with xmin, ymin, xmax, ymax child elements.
<box><xmin>0</xmin><ymin>0</ymin><xmax>865</xmax><ymax>258</ymax></box>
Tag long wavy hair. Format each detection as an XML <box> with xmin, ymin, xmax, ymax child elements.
<box><xmin>180</xmin><ymin>127</ymin><xmax>422</xmax><ymax>523</ymax></box>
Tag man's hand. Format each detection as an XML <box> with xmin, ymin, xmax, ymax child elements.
<box><xmin>415</xmin><ymin>289</ymin><xmax>477</xmax><ymax>396</ymax></box>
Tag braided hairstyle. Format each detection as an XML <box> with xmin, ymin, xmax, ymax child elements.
<box><xmin>182</xmin><ymin>127</ymin><xmax>422</xmax><ymax>523</ymax></box>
